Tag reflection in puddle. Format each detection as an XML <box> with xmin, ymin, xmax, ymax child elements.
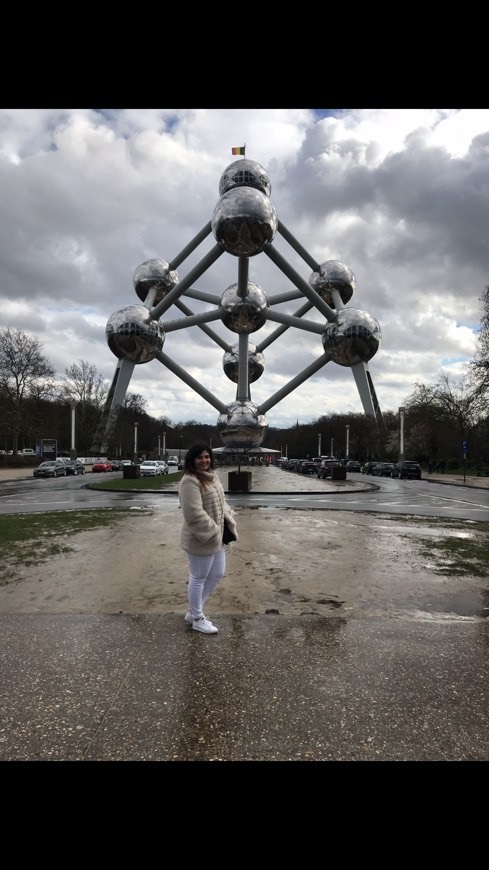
<box><xmin>421</xmin><ymin>588</ymin><xmax>489</xmax><ymax>619</ymax></box>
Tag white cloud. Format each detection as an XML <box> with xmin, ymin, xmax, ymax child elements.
<box><xmin>0</xmin><ymin>108</ymin><xmax>487</xmax><ymax>429</ymax></box>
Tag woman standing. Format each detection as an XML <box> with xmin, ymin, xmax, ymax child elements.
<box><xmin>179</xmin><ymin>443</ymin><xmax>238</xmax><ymax>634</ymax></box>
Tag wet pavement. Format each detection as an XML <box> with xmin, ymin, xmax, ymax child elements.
<box><xmin>0</xmin><ymin>465</ymin><xmax>488</xmax><ymax>763</ymax></box>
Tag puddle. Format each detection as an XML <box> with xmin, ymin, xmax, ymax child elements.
<box><xmin>421</xmin><ymin>588</ymin><xmax>489</xmax><ymax>619</ymax></box>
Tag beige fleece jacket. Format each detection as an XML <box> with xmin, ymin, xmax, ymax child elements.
<box><xmin>179</xmin><ymin>470</ymin><xmax>238</xmax><ymax>555</ymax></box>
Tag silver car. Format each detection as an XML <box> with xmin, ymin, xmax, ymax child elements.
<box><xmin>33</xmin><ymin>460</ymin><xmax>67</xmax><ymax>478</ymax></box>
<box><xmin>139</xmin><ymin>460</ymin><xmax>163</xmax><ymax>477</ymax></box>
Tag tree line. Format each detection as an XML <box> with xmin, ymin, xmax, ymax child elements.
<box><xmin>1</xmin><ymin>285</ymin><xmax>488</xmax><ymax>469</ymax></box>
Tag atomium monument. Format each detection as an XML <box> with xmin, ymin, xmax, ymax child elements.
<box><xmin>91</xmin><ymin>157</ymin><xmax>383</xmax><ymax>455</ymax></box>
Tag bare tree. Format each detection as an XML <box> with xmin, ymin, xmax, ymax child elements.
<box><xmin>56</xmin><ymin>360</ymin><xmax>109</xmax><ymax>454</ymax></box>
<box><xmin>0</xmin><ymin>328</ymin><xmax>55</xmax><ymax>453</ymax></box>
<box><xmin>408</xmin><ymin>372</ymin><xmax>482</xmax><ymax>434</ymax></box>
<box><xmin>470</xmin><ymin>284</ymin><xmax>489</xmax><ymax>410</ymax></box>
<box><xmin>405</xmin><ymin>372</ymin><xmax>486</xmax><ymax>464</ymax></box>
<box><xmin>123</xmin><ymin>393</ymin><xmax>147</xmax><ymax>415</ymax></box>
<box><xmin>59</xmin><ymin>360</ymin><xmax>107</xmax><ymax>408</ymax></box>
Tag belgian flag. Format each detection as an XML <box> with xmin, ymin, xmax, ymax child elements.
<box><xmin>232</xmin><ymin>146</ymin><xmax>245</xmax><ymax>156</ymax></box>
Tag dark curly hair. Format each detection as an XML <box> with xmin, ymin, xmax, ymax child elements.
<box><xmin>183</xmin><ymin>444</ymin><xmax>215</xmax><ymax>485</ymax></box>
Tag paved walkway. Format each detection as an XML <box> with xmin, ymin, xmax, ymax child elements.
<box><xmin>0</xmin><ymin>464</ymin><xmax>488</xmax><ymax>763</ymax></box>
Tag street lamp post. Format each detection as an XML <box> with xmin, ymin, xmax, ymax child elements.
<box><xmin>399</xmin><ymin>407</ymin><xmax>405</xmax><ymax>463</ymax></box>
<box><xmin>318</xmin><ymin>434</ymin><xmax>322</xmax><ymax>456</ymax></box>
<box><xmin>179</xmin><ymin>436</ymin><xmax>183</xmax><ymax>463</ymax></box>
<box><xmin>157</xmin><ymin>435</ymin><xmax>161</xmax><ymax>458</ymax></box>
<box><xmin>330</xmin><ymin>437</ymin><xmax>334</xmax><ymax>458</ymax></box>
<box><xmin>163</xmin><ymin>430</ymin><xmax>166</xmax><ymax>460</ymax></box>
<box><xmin>70</xmin><ymin>402</ymin><xmax>76</xmax><ymax>459</ymax></box>
<box><xmin>345</xmin><ymin>424</ymin><xmax>350</xmax><ymax>460</ymax></box>
<box><xmin>133</xmin><ymin>422</ymin><xmax>139</xmax><ymax>464</ymax></box>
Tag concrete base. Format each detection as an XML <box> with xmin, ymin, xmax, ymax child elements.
<box><xmin>228</xmin><ymin>471</ymin><xmax>252</xmax><ymax>492</ymax></box>
<box><xmin>123</xmin><ymin>464</ymin><xmax>140</xmax><ymax>479</ymax></box>
<box><xmin>331</xmin><ymin>466</ymin><xmax>347</xmax><ymax>480</ymax></box>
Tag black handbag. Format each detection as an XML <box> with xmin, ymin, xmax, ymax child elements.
<box><xmin>222</xmin><ymin>518</ymin><xmax>236</xmax><ymax>544</ymax></box>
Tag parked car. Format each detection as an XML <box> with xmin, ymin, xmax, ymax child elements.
<box><xmin>140</xmin><ymin>460</ymin><xmax>163</xmax><ymax>477</ymax></box>
<box><xmin>285</xmin><ymin>459</ymin><xmax>300</xmax><ymax>471</ymax></box>
<box><xmin>361</xmin><ymin>461</ymin><xmax>378</xmax><ymax>474</ymax></box>
<box><xmin>317</xmin><ymin>459</ymin><xmax>343</xmax><ymax>479</ymax></box>
<box><xmin>155</xmin><ymin>460</ymin><xmax>169</xmax><ymax>474</ymax></box>
<box><xmin>91</xmin><ymin>460</ymin><xmax>113</xmax><ymax>473</ymax></box>
<box><xmin>300</xmin><ymin>460</ymin><xmax>318</xmax><ymax>474</ymax></box>
<box><xmin>33</xmin><ymin>460</ymin><xmax>67</xmax><ymax>478</ymax></box>
<box><xmin>120</xmin><ymin>460</ymin><xmax>132</xmax><ymax>467</ymax></box>
<box><xmin>109</xmin><ymin>459</ymin><xmax>123</xmax><ymax>471</ymax></box>
<box><xmin>167</xmin><ymin>456</ymin><xmax>179</xmax><ymax>468</ymax></box>
<box><xmin>64</xmin><ymin>460</ymin><xmax>86</xmax><ymax>475</ymax></box>
<box><xmin>391</xmin><ymin>461</ymin><xmax>422</xmax><ymax>479</ymax></box>
<box><xmin>346</xmin><ymin>460</ymin><xmax>361</xmax><ymax>472</ymax></box>
<box><xmin>372</xmin><ymin>462</ymin><xmax>395</xmax><ymax>477</ymax></box>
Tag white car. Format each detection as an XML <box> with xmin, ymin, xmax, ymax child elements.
<box><xmin>167</xmin><ymin>456</ymin><xmax>179</xmax><ymax>468</ymax></box>
<box><xmin>155</xmin><ymin>460</ymin><xmax>169</xmax><ymax>474</ymax></box>
<box><xmin>139</xmin><ymin>460</ymin><xmax>163</xmax><ymax>477</ymax></box>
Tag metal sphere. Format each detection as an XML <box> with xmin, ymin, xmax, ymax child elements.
<box><xmin>322</xmin><ymin>308</ymin><xmax>381</xmax><ymax>366</ymax></box>
<box><xmin>212</xmin><ymin>187</ymin><xmax>277</xmax><ymax>256</ymax></box>
<box><xmin>309</xmin><ymin>260</ymin><xmax>356</xmax><ymax>307</ymax></box>
<box><xmin>220</xmin><ymin>282</ymin><xmax>268</xmax><ymax>334</ymax></box>
<box><xmin>217</xmin><ymin>400</ymin><xmax>268</xmax><ymax>448</ymax></box>
<box><xmin>106</xmin><ymin>305</ymin><xmax>164</xmax><ymax>364</ymax></box>
<box><xmin>222</xmin><ymin>343</ymin><xmax>265</xmax><ymax>383</ymax></box>
<box><xmin>133</xmin><ymin>258</ymin><xmax>179</xmax><ymax>305</ymax></box>
<box><xmin>219</xmin><ymin>160</ymin><xmax>272</xmax><ymax>198</ymax></box>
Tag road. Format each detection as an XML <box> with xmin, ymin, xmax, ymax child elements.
<box><xmin>1</xmin><ymin>467</ymin><xmax>489</xmax><ymax>522</ymax></box>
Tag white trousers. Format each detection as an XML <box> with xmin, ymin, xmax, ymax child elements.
<box><xmin>186</xmin><ymin>547</ymin><xmax>226</xmax><ymax>620</ymax></box>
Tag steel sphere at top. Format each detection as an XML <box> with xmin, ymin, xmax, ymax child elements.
<box><xmin>220</xmin><ymin>282</ymin><xmax>268</xmax><ymax>334</ymax></box>
<box><xmin>218</xmin><ymin>159</ymin><xmax>272</xmax><ymax>198</ymax></box>
<box><xmin>212</xmin><ymin>187</ymin><xmax>277</xmax><ymax>256</ymax></box>
<box><xmin>322</xmin><ymin>308</ymin><xmax>381</xmax><ymax>366</ymax></box>
<box><xmin>133</xmin><ymin>258</ymin><xmax>179</xmax><ymax>305</ymax></box>
<box><xmin>308</xmin><ymin>260</ymin><xmax>356</xmax><ymax>307</ymax></box>
<box><xmin>217</xmin><ymin>400</ymin><xmax>269</xmax><ymax>448</ymax></box>
<box><xmin>106</xmin><ymin>304</ymin><xmax>164</xmax><ymax>364</ymax></box>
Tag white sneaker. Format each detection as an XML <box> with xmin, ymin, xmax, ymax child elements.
<box><xmin>184</xmin><ymin>610</ymin><xmax>193</xmax><ymax>624</ymax></box>
<box><xmin>192</xmin><ymin>616</ymin><xmax>218</xmax><ymax>634</ymax></box>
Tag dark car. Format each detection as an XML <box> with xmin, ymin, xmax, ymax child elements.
<box><xmin>346</xmin><ymin>460</ymin><xmax>361</xmax><ymax>472</ymax></box>
<box><xmin>372</xmin><ymin>462</ymin><xmax>395</xmax><ymax>477</ymax></box>
<box><xmin>109</xmin><ymin>459</ymin><xmax>123</xmax><ymax>471</ymax></box>
<box><xmin>300</xmin><ymin>460</ymin><xmax>318</xmax><ymax>474</ymax></box>
<box><xmin>64</xmin><ymin>460</ymin><xmax>86</xmax><ymax>475</ymax></box>
<box><xmin>317</xmin><ymin>459</ymin><xmax>343</xmax><ymax>479</ymax></box>
<box><xmin>285</xmin><ymin>459</ymin><xmax>300</xmax><ymax>471</ymax></box>
<box><xmin>391</xmin><ymin>461</ymin><xmax>422</xmax><ymax>479</ymax></box>
<box><xmin>33</xmin><ymin>460</ymin><xmax>67</xmax><ymax>478</ymax></box>
<box><xmin>361</xmin><ymin>461</ymin><xmax>378</xmax><ymax>474</ymax></box>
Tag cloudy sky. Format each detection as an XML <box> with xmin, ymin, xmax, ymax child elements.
<box><xmin>0</xmin><ymin>108</ymin><xmax>487</xmax><ymax>429</ymax></box>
